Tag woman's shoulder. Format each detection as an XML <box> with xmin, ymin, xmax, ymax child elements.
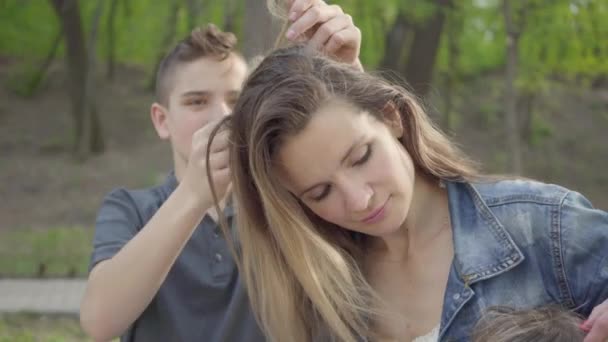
<box><xmin>470</xmin><ymin>178</ymin><xmax>571</xmax><ymax>207</ymax></box>
<box><xmin>470</xmin><ymin>178</ymin><xmax>608</xmax><ymax>271</ymax></box>
<box><xmin>467</xmin><ymin>178</ymin><xmax>608</xmax><ymax>241</ymax></box>
<box><xmin>464</xmin><ymin>179</ymin><xmax>608</xmax><ymax>313</ymax></box>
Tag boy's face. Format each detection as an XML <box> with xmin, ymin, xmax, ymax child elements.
<box><xmin>153</xmin><ymin>54</ymin><xmax>248</xmax><ymax>167</ymax></box>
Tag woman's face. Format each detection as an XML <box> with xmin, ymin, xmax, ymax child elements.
<box><xmin>277</xmin><ymin>99</ymin><xmax>416</xmax><ymax>237</ymax></box>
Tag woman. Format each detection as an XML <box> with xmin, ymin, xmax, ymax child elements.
<box><xmin>208</xmin><ymin>45</ymin><xmax>608</xmax><ymax>342</ymax></box>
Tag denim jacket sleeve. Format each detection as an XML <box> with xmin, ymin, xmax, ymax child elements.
<box><xmin>560</xmin><ymin>190</ymin><xmax>608</xmax><ymax>316</ymax></box>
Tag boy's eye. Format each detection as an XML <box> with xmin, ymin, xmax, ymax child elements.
<box><xmin>186</xmin><ymin>97</ymin><xmax>209</xmax><ymax>106</ymax></box>
<box><xmin>226</xmin><ymin>96</ymin><xmax>239</xmax><ymax>109</ymax></box>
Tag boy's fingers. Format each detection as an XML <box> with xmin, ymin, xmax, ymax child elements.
<box><xmin>287</xmin><ymin>3</ymin><xmax>341</xmax><ymax>40</ymax></box>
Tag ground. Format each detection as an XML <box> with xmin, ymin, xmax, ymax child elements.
<box><xmin>0</xmin><ymin>313</ymin><xmax>120</xmax><ymax>342</ymax></box>
<box><xmin>0</xmin><ymin>313</ymin><xmax>89</xmax><ymax>342</ymax></box>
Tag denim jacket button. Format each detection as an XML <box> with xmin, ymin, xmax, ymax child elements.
<box><xmin>453</xmin><ymin>293</ymin><xmax>461</xmax><ymax>301</ymax></box>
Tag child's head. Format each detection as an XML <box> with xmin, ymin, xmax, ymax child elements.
<box><xmin>154</xmin><ymin>24</ymin><xmax>245</xmax><ymax>108</ymax></box>
<box><xmin>150</xmin><ymin>24</ymin><xmax>247</xmax><ymax>173</ymax></box>
<box><xmin>471</xmin><ymin>306</ymin><xmax>586</xmax><ymax>342</ymax></box>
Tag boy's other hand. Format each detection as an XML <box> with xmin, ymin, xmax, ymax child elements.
<box><xmin>182</xmin><ymin>118</ymin><xmax>231</xmax><ymax>209</ymax></box>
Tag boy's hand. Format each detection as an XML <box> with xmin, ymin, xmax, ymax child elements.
<box><xmin>182</xmin><ymin>118</ymin><xmax>231</xmax><ymax>209</ymax></box>
<box><xmin>583</xmin><ymin>299</ymin><xmax>608</xmax><ymax>342</ymax></box>
<box><xmin>286</xmin><ymin>0</ymin><xmax>363</xmax><ymax>70</ymax></box>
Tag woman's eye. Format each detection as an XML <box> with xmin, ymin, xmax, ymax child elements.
<box><xmin>353</xmin><ymin>144</ymin><xmax>372</xmax><ymax>167</ymax></box>
<box><xmin>311</xmin><ymin>185</ymin><xmax>331</xmax><ymax>202</ymax></box>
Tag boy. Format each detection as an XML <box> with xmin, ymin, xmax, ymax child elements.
<box><xmin>79</xmin><ymin>1</ymin><xmax>363</xmax><ymax>341</ymax></box>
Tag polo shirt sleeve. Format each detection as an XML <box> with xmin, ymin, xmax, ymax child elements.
<box><xmin>89</xmin><ymin>188</ymin><xmax>142</xmax><ymax>272</ymax></box>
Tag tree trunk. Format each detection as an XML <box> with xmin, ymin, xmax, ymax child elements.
<box><xmin>122</xmin><ymin>0</ymin><xmax>132</xmax><ymax>18</ymax></box>
<box><xmin>49</xmin><ymin>0</ymin><xmax>88</xmax><ymax>155</ymax></box>
<box><xmin>81</xmin><ymin>0</ymin><xmax>105</xmax><ymax>156</ymax></box>
<box><xmin>518</xmin><ymin>91</ymin><xmax>535</xmax><ymax>144</ymax></box>
<box><xmin>442</xmin><ymin>3</ymin><xmax>463</xmax><ymax>132</ymax></box>
<box><xmin>402</xmin><ymin>0</ymin><xmax>451</xmax><ymax>97</ymax></box>
<box><xmin>243</xmin><ymin>0</ymin><xmax>281</xmax><ymax>60</ymax></box>
<box><xmin>379</xmin><ymin>10</ymin><xmax>410</xmax><ymax>73</ymax></box>
<box><xmin>223</xmin><ymin>0</ymin><xmax>238</xmax><ymax>33</ymax></box>
<box><xmin>184</xmin><ymin>0</ymin><xmax>203</xmax><ymax>30</ymax></box>
<box><xmin>147</xmin><ymin>0</ymin><xmax>180</xmax><ymax>90</ymax></box>
<box><xmin>106</xmin><ymin>0</ymin><xmax>119</xmax><ymax>80</ymax></box>
<box><xmin>502</xmin><ymin>0</ymin><xmax>523</xmax><ymax>173</ymax></box>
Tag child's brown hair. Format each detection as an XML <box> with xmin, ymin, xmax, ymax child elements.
<box><xmin>472</xmin><ymin>305</ymin><xmax>586</xmax><ymax>342</ymax></box>
<box><xmin>155</xmin><ymin>24</ymin><xmax>239</xmax><ymax>106</ymax></box>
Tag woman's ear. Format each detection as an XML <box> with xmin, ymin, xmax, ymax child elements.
<box><xmin>382</xmin><ymin>102</ymin><xmax>404</xmax><ymax>138</ymax></box>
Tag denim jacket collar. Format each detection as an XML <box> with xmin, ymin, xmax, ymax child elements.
<box><xmin>438</xmin><ymin>181</ymin><xmax>525</xmax><ymax>339</ymax></box>
<box><xmin>447</xmin><ymin>181</ymin><xmax>525</xmax><ymax>284</ymax></box>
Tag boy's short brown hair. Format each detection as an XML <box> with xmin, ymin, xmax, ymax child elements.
<box><xmin>155</xmin><ymin>24</ymin><xmax>239</xmax><ymax>106</ymax></box>
<box><xmin>471</xmin><ymin>305</ymin><xmax>586</xmax><ymax>342</ymax></box>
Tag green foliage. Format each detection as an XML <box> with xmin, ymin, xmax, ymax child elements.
<box><xmin>529</xmin><ymin>113</ymin><xmax>553</xmax><ymax>147</ymax></box>
<box><xmin>451</xmin><ymin>0</ymin><xmax>505</xmax><ymax>77</ymax></box>
<box><xmin>0</xmin><ymin>1</ymin><xmax>59</xmax><ymax>58</ymax></box>
<box><xmin>434</xmin><ymin>0</ymin><xmax>608</xmax><ymax>84</ymax></box>
<box><xmin>329</xmin><ymin>0</ymin><xmax>388</xmax><ymax>67</ymax></box>
<box><xmin>4</xmin><ymin>63</ymin><xmax>46</xmax><ymax>97</ymax></box>
<box><xmin>0</xmin><ymin>0</ymin><xmax>240</xmax><ymax>71</ymax></box>
<box><xmin>518</xmin><ymin>0</ymin><xmax>608</xmax><ymax>81</ymax></box>
<box><xmin>399</xmin><ymin>0</ymin><xmax>439</xmax><ymax>24</ymax></box>
<box><xmin>0</xmin><ymin>227</ymin><xmax>93</xmax><ymax>278</ymax></box>
<box><xmin>0</xmin><ymin>0</ymin><xmax>606</xmax><ymax>86</ymax></box>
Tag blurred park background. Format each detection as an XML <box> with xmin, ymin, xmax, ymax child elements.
<box><xmin>0</xmin><ymin>0</ymin><xmax>607</xmax><ymax>340</ymax></box>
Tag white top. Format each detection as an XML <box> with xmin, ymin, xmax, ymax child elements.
<box><xmin>412</xmin><ymin>325</ymin><xmax>440</xmax><ymax>342</ymax></box>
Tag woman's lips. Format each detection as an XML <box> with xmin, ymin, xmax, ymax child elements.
<box><xmin>362</xmin><ymin>197</ymin><xmax>389</xmax><ymax>224</ymax></box>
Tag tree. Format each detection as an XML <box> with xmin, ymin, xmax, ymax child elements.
<box><xmin>243</xmin><ymin>0</ymin><xmax>281</xmax><ymax>60</ymax></box>
<box><xmin>49</xmin><ymin>0</ymin><xmax>104</xmax><ymax>158</ymax></box>
<box><xmin>223</xmin><ymin>0</ymin><xmax>239</xmax><ymax>33</ymax></box>
<box><xmin>502</xmin><ymin>0</ymin><xmax>523</xmax><ymax>173</ymax></box>
<box><xmin>80</xmin><ymin>0</ymin><xmax>105</xmax><ymax>157</ymax></box>
<box><xmin>105</xmin><ymin>0</ymin><xmax>119</xmax><ymax>80</ymax></box>
<box><xmin>402</xmin><ymin>0</ymin><xmax>451</xmax><ymax>97</ymax></box>
<box><xmin>379</xmin><ymin>10</ymin><xmax>410</xmax><ymax>72</ymax></box>
<box><xmin>376</xmin><ymin>0</ymin><xmax>451</xmax><ymax>97</ymax></box>
<box><xmin>146</xmin><ymin>0</ymin><xmax>181</xmax><ymax>90</ymax></box>
<box><xmin>441</xmin><ymin>2</ymin><xmax>464</xmax><ymax>132</ymax></box>
<box><xmin>183</xmin><ymin>0</ymin><xmax>204</xmax><ymax>30</ymax></box>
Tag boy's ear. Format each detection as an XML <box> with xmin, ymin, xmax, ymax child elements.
<box><xmin>151</xmin><ymin>103</ymin><xmax>170</xmax><ymax>140</ymax></box>
<box><xmin>382</xmin><ymin>101</ymin><xmax>404</xmax><ymax>138</ymax></box>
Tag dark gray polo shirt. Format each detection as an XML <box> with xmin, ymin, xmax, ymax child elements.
<box><xmin>90</xmin><ymin>172</ymin><xmax>265</xmax><ymax>342</ymax></box>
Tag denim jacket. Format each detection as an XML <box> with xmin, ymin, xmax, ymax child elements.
<box><xmin>439</xmin><ymin>180</ymin><xmax>608</xmax><ymax>341</ymax></box>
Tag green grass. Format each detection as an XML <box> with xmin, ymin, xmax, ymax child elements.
<box><xmin>0</xmin><ymin>313</ymin><xmax>91</xmax><ymax>342</ymax></box>
<box><xmin>0</xmin><ymin>227</ymin><xmax>93</xmax><ymax>278</ymax></box>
